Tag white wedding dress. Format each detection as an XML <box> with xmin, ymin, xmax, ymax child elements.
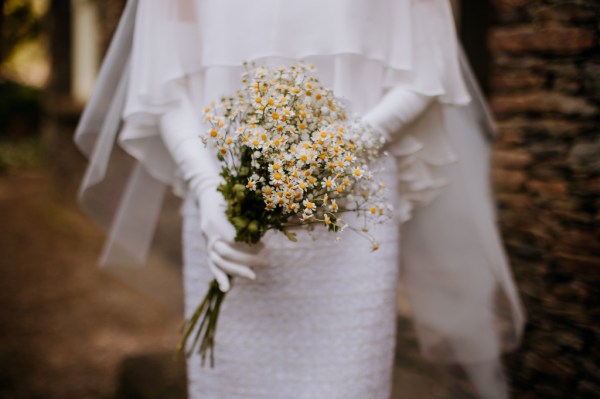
<box><xmin>74</xmin><ymin>1</ymin><xmax>525</xmax><ymax>398</ymax></box>
<box><xmin>182</xmin><ymin>157</ymin><xmax>399</xmax><ymax>399</ymax></box>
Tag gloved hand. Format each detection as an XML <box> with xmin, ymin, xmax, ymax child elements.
<box><xmin>194</xmin><ymin>182</ymin><xmax>266</xmax><ymax>292</ymax></box>
<box><xmin>159</xmin><ymin>85</ymin><xmax>267</xmax><ymax>292</ymax></box>
<box><xmin>362</xmin><ymin>85</ymin><xmax>433</xmax><ymax>143</ymax></box>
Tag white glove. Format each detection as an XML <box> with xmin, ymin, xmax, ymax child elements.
<box><xmin>363</xmin><ymin>86</ymin><xmax>433</xmax><ymax>142</ymax></box>
<box><xmin>159</xmin><ymin>86</ymin><xmax>267</xmax><ymax>292</ymax></box>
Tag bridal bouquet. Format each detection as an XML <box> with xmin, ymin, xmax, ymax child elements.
<box><xmin>178</xmin><ymin>62</ymin><xmax>389</xmax><ymax>365</ymax></box>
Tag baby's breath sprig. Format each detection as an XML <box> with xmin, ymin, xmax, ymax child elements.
<box><xmin>178</xmin><ymin>62</ymin><xmax>390</xmax><ymax>365</ymax></box>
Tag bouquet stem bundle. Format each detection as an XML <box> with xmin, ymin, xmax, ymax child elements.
<box><xmin>177</xmin><ymin>280</ymin><xmax>224</xmax><ymax>367</ymax></box>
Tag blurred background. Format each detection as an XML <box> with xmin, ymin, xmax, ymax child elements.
<box><xmin>0</xmin><ymin>0</ymin><xmax>598</xmax><ymax>398</ymax></box>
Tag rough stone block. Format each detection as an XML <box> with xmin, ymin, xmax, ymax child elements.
<box><xmin>571</xmin><ymin>178</ymin><xmax>600</xmax><ymax>196</ymax></box>
<box><xmin>583</xmin><ymin>63</ymin><xmax>600</xmax><ymax>99</ymax></box>
<box><xmin>528</xmin><ymin>4</ymin><xmax>598</xmax><ymax>24</ymax></box>
<box><xmin>493</xmin><ymin>169</ymin><xmax>528</xmax><ymax>192</ymax></box>
<box><xmin>495</xmin><ymin>192</ymin><xmax>531</xmax><ymax>208</ymax></box>
<box><xmin>491</xmin><ymin>0</ymin><xmax>530</xmax><ymax>12</ymax></box>
<box><xmin>558</xmin><ymin>230</ymin><xmax>600</xmax><ymax>252</ymax></box>
<box><xmin>491</xmin><ymin>92</ymin><xmax>597</xmax><ymax>117</ymax></box>
<box><xmin>577</xmin><ymin>380</ymin><xmax>600</xmax><ymax>397</ymax></box>
<box><xmin>550</xmin><ymin>209</ymin><xmax>593</xmax><ymax>224</ymax></box>
<box><xmin>554</xmin><ymin>252</ymin><xmax>600</xmax><ymax>274</ymax></box>
<box><xmin>490</xmin><ymin>26</ymin><xmax>595</xmax><ymax>55</ymax></box>
<box><xmin>490</xmin><ymin>72</ymin><xmax>545</xmax><ymax>92</ymax></box>
<box><xmin>527</xmin><ymin>180</ymin><xmax>568</xmax><ymax>196</ymax></box>
<box><xmin>568</xmin><ymin>139</ymin><xmax>600</xmax><ymax>175</ymax></box>
<box><xmin>493</xmin><ymin>149</ymin><xmax>533</xmax><ymax>169</ymax></box>
<box><xmin>497</xmin><ymin>118</ymin><xmax>593</xmax><ymax>139</ymax></box>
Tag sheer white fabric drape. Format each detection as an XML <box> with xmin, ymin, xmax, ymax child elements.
<box><xmin>74</xmin><ymin>0</ymin><xmax>525</xmax><ymax>397</ymax></box>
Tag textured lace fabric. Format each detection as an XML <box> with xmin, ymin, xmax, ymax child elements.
<box><xmin>181</xmin><ymin>157</ymin><xmax>400</xmax><ymax>399</ymax></box>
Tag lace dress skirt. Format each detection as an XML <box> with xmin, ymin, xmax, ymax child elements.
<box><xmin>181</xmin><ymin>157</ymin><xmax>400</xmax><ymax>399</ymax></box>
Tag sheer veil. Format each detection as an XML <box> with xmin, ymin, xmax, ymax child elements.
<box><xmin>74</xmin><ymin>0</ymin><xmax>524</xmax><ymax>397</ymax></box>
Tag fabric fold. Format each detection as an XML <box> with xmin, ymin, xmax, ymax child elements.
<box><xmin>386</xmin><ymin>102</ymin><xmax>458</xmax><ymax>223</ymax></box>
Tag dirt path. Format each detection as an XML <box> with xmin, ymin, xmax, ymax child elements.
<box><xmin>0</xmin><ymin>170</ymin><xmax>181</xmax><ymax>399</ymax></box>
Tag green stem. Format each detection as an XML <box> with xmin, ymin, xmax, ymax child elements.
<box><xmin>176</xmin><ymin>287</ymin><xmax>211</xmax><ymax>356</ymax></box>
<box><xmin>176</xmin><ymin>279</ymin><xmax>227</xmax><ymax>368</ymax></box>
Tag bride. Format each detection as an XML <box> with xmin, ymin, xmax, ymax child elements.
<box><xmin>75</xmin><ymin>0</ymin><xmax>525</xmax><ymax>398</ymax></box>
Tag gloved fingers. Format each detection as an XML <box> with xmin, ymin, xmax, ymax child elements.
<box><xmin>200</xmin><ymin>217</ymin><xmax>237</xmax><ymax>244</ymax></box>
<box><xmin>209</xmin><ymin>250</ymin><xmax>257</xmax><ymax>280</ymax></box>
<box><xmin>216</xmin><ymin>220</ymin><xmax>238</xmax><ymax>243</ymax></box>
<box><xmin>208</xmin><ymin>260</ymin><xmax>231</xmax><ymax>292</ymax></box>
<box><xmin>213</xmin><ymin>240</ymin><xmax>268</xmax><ymax>267</ymax></box>
<box><xmin>198</xmin><ymin>191</ymin><xmax>238</xmax><ymax>243</ymax></box>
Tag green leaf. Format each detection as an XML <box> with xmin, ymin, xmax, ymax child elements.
<box><xmin>283</xmin><ymin>230</ymin><xmax>298</xmax><ymax>242</ymax></box>
<box><xmin>247</xmin><ymin>220</ymin><xmax>259</xmax><ymax>233</ymax></box>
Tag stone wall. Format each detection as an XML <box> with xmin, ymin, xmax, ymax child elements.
<box><xmin>488</xmin><ymin>1</ymin><xmax>600</xmax><ymax>397</ymax></box>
